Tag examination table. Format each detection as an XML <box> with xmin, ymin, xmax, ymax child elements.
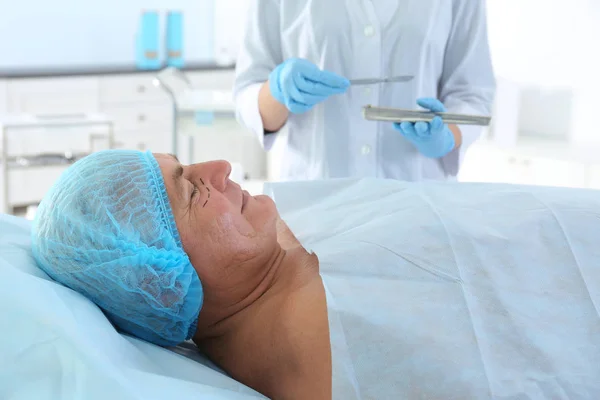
<box><xmin>2</xmin><ymin>178</ymin><xmax>600</xmax><ymax>399</ymax></box>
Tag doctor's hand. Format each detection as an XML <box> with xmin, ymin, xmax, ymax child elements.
<box><xmin>269</xmin><ymin>58</ymin><xmax>350</xmax><ymax>114</ymax></box>
<box><xmin>393</xmin><ymin>98</ymin><xmax>458</xmax><ymax>158</ymax></box>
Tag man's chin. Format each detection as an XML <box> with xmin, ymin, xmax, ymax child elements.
<box><xmin>255</xmin><ymin>194</ymin><xmax>278</xmax><ymax>210</ymax></box>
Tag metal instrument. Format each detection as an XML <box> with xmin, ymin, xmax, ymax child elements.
<box><xmin>362</xmin><ymin>105</ymin><xmax>491</xmax><ymax>126</ymax></box>
<box><xmin>349</xmin><ymin>76</ymin><xmax>414</xmax><ymax>85</ymax></box>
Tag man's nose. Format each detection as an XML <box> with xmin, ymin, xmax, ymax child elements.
<box><xmin>189</xmin><ymin>160</ymin><xmax>231</xmax><ymax>192</ymax></box>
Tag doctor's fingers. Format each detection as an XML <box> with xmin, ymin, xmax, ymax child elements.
<box><xmin>300</xmin><ymin>66</ymin><xmax>350</xmax><ymax>90</ymax></box>
<box><xmin>287</xmin><ymin>99</ymin><xmax>314</xmax><ymax>114</ymax></box>
<box><xmin>417</xmin><ymin>97</ymin><xmax>446</xmax><ymax>113</ymax></box>
<box><xmin>414</xmin><ymin>122</ymin><xmax>431</xmax><ymax>138</ymax></box>
<box><xmin>287</xmin><ymin>84</ymin><xmax>328</xmax><ymax>106</ymax></box>
<box><xmin>295</xmin><ymin>75</ymin><xmax>348</xmax><ymax>97</ymax></box>
<box><xmin>396</xmin><ymin>122</ymin><xmax>422</xmax><ymax>143</ymax></box>
<box><xmin>429</xmin><ymin>116</ymin><xmax>445</xmax><ymax>133</ymax></box>
<box><xmin>316</xmin><ymin>69</ymin><xmax>350</xmax><ymax>90</ymax></box>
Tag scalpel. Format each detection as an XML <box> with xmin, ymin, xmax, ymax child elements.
<box><xmin>349</xmin><ymin>76</ymin><xmax>414</xmax><ymax>85</ymax></box>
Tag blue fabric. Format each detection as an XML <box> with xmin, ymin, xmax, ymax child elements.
<box><xmin>30</xmin><ymin>149</ymin><xmax>203</xmax><ymax>347</ymax></box>
<box><xmin>394</xmin><ymin>98</ymin><xmax>456</xmax><ymax>158</ymax></box>
<box><xmin>0</xmin><ymin>213</ymin><xmax>262</xmax><ymax>399</ymax></box>
<box><xmin>269</xmin><ymin>58</ymin><xmax>350</xmax><ymax>114</ymax></box>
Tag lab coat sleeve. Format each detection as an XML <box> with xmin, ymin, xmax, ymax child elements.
<box><xmin>439</xmin><ymin>0</ymin><xmax>496</xmax><ymax>177</ymax></box>
<box><xmin>233</xmin><ymin>0</ymin><xmax>282</xmax><ymax>152</ymax></box>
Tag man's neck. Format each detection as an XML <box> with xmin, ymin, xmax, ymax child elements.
<box><xmin>193</xmin><ymin>247</ymin><xmax>328</xmax><ymax>399</ymax></box>
<box><xmin>192</xmin><ymin>245</ymin><xmax>307</xmax><ymax>339</ymax></box>
<box><xmin>193</xmin><ymin>244</ymin><xmax>318</xmax><ymax>338</ymax></box>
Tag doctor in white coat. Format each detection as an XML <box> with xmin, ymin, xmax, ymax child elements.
<box><xmin>234</xmin><ymin>0</ymin><xmax>496</xmax><ymax>181</ymax></box>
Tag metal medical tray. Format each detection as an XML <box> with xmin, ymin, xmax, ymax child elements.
<box><xmin>362</xmin><ymin>105</ymin><xmax>492</xmax><ymax>126</ymax></box>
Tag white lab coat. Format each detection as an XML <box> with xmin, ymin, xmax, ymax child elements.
<box><xmin>234</xmin><ymin>0</ymin><xmax>496</xmax><ymax>181</ymax></box>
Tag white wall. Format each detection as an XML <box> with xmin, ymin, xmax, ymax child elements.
<box><xmin>568</xmin><ymin>0</ymin><xmax>600</xmax><ymax>145</ymax></box>
<box><xmin>487</xmin><ymin>0</ymin><xmax>600</xmax><ymax>142</ymax></box>
<box><xmin>487</xmin><ymin>0</ymin><xmax>590</xmax><ymax>87</ymax></box>
<box><xmin>0</xmin><ymin>0</ymin><xmax>247</xmax><ymax>69</ymax></box>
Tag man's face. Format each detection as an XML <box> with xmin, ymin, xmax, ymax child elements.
<box><xmin>154</xmin><ymin>153</ymin><xmax>279</xmax><ymax>288</ymax></box>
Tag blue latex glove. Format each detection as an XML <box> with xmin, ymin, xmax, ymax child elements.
<box><xmin>269</xmin><ymin>58</ymin><xmax>350</xmax><ymax>114</ymax></box>
<box><xmin>394</xmin><ymin>98</ymin><xmax>456</xmax><ymax>158</ymax></box>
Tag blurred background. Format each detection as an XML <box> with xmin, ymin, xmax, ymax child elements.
<box><xmin>0</xmin><ymin>0</ymin><xmax>599</xmax><ymax>217</ymax></box>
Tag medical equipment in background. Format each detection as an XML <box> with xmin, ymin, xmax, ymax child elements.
<box><xmin>362</xmin><ymin>105</ymin><xmax>492</xmax><ymax>126</ymax></box>
<box><xmin>166</xmin><ymin>11</ymin><xmax>184</xmax><ymax>68</ymax></box>
<box><xmin>151</xmin><ymin>67</ymin><xmax>265</xmax><ymax>189</ymax></box>
<box><xmin>0</xmin><ymin>114</ymin><xmax>114</xmax><ymax>214</ymax></box>
<box><xmin>349</xmin><ymin>76</ymin><xmax>414</xmax><ymax>86</ymax></box>
<box><xmin>152</xmin><ymin>67</ymin><xmax>237</xmax><ymax>162</ymax></box>
<box><xmin>136</xmin><ymin>11</ymin><xmax>161</xmax><ymax>70</ymax></box>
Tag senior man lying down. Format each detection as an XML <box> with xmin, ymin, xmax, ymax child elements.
<box><xmin>32</xmin><ymin>150</ymin><xmax>600</xmax><ymax>399</ymax></box>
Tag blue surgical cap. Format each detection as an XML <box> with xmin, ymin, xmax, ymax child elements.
<box><xmin>31</xmin><ymin>149</ymin><xmax>203</xmax><ymax>347</ymax></box>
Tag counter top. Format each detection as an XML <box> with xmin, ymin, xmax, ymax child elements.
<box><xmin>0</xmin><ymin>62</ymin><xmax>235</xmax><ymax>79</ymax></box>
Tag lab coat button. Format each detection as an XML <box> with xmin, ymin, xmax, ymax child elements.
<box><xmin>364</xmin><ymin>25</ymin><xmax>375</xmax><ymax>37</ymax></box>
<box><xmin>361</xmin><ymin>145</ymin><xmax>372</xmax><ymax>155</ymax></box>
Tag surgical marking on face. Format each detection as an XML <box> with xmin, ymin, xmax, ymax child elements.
<box><xmin>200</xmin><ymin>178</ymin><xmax>210</xmax><ymax>208</ymax></box>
